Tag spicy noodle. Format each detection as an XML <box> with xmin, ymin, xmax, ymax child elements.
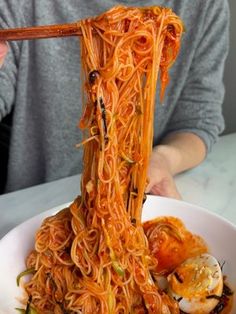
<box><xmin>20</xmin><ymin>6</ymin><xmax>184</xmax><ymax>313</ymax></box>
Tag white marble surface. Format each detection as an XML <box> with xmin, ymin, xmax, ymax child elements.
<box><xmin>0</xmin><ymin>133</ymin><xmax>236</xmax><ymax>239</ymax></box>
<box><xmin>176</xmin><ymin>133</ymin><xmax>236</xmax><ymax>225</ymax></box>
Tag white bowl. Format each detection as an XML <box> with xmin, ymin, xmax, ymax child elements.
<box><xmin>0</xmin><ymin>196</ymin><xmax>235</xmax><ymax>313</ymax></box>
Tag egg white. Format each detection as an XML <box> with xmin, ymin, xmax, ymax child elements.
<box><xmin>167</xmin><ymin>253</ymin><xmax>223</xmax><ymax>314</ymax></box>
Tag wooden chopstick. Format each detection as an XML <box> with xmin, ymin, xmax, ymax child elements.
<box><xmin>0</xmin><ymin>23</ymin><xmax>83</xmax><ymax>41</ymax></box>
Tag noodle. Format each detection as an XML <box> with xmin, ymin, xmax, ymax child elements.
<box><xmin>20</xmin><ymin>6</ymin><xmax>184</xmax><ymax>313</ymax></box>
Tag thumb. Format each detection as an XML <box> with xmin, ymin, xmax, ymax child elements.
<box><xmin>146</xmin><ymin>178</ymin><xmax>182</xmax><ymax>200</ymax></box>
<box><xmin>0</xmin><ymin>41</ymin><xmax>8</xmax><ymax>68</ymax></box>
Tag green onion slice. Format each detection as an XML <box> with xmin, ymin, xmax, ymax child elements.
<box><xmin>16</xmin><ymin>268</ymin><xmax>36</xmax><ymax>286</ymax></box>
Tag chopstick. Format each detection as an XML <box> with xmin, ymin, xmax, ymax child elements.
<box><xmin>0</xmin><ymin>23</ymin><xmax>84</xmax><ymax>41</ymax></box>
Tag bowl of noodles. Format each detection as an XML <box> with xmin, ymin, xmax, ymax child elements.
<box><xmin>0</xmin><ymin>4</ymin><xmax>234</xmax><ymax>314</ymax></box>
<box><xmin>0</xmin><ymin>195</ymin><xmax>235</xmax><ymax>314</ymax></box>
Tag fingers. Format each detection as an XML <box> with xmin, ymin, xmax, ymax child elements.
<box><xmin>146</xmin><ymin>176</ymin><xmax>182</xmax><ymax>200</ymax></box>
<box><xmin>0</xmin><ymin>41</ymin><xmax>8</xmax><ymax>68</ymax></box>
<box><xmin>149</xmin><ymin>182</ymin><xmax>182</xmax><ymax>200</ymax></box>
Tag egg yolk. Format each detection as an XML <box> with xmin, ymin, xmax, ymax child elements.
<box><xmin>170</xmin><ymin>263</ymin><xmax>213</xmax><ymax>298</ymax></box>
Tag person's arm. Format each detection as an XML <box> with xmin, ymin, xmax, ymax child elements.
<box><xmin>147</xmin><ymin>0</ymin><xmax>229</xmax><ymax>199</ymax></box>
<box><xmin>0</xmin><ymin>41</ymin><xmax>8</xmax><ymax>68</ymax></box>
<box><xmin>146</xmin><ymin>132</ymin><xmax>206</xmax><ymax>199</ymax></box>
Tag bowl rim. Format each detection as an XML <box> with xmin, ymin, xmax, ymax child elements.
<box><xmin>144</xmin><ymin>195</ymin><xmax>236</xmax><ymax>229</ymax></box>
<box><xmin>1</xmin><ymin>195</ymin><xmax>236</xmax><ymax>246</ymax></box>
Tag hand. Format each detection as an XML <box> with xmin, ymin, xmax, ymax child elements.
<box><xmin>0</xmin><ymin>41</ymin><xmax>8</xmax><ymax>68</ymax></box>
<box><xmin>146</xmin><ymin>147</ymin><xmax>181</xmax><ymax>200</ymax></box>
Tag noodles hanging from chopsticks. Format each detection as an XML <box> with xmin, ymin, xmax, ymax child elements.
<box><xmin>21</xmin><ymin>6</ymin><xmax>184</xmax><ymax>313</ymax></box>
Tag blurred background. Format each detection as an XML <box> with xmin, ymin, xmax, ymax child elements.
<box><xmin>223</xmin><ymin>0</ymin><xmax>236</xmax><ymax>134</ymax></box>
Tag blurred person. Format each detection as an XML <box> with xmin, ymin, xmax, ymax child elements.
<box><xmin>0</xmin><ymin>0</ymin><xmax>229</xmax><ymax>197</ymax></box>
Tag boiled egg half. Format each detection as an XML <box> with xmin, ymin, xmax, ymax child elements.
<box><xmin>168</xmin><ymin>253</ymin><xmax>223</xmax><ymax>314</ymax></box>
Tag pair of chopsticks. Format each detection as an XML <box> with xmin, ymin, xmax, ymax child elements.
<box><xmin>0</xmin><ymin>23</ymin><xmax>84</xmax><ymax>41</ymax></box>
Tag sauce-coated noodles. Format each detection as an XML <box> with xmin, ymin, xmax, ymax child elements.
<box><xmin>22</xmin><ymin>6</ymin><xmax>184</xmax><ymax>313</ymax></box>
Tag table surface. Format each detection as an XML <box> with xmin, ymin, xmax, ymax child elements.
<box><xmin>0</xmin><ymin>133</ymin><xmax>236</xmax><ymax>239</ymax></box>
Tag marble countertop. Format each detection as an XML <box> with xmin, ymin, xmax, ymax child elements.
<box><xmin>0</xmin><ymin>133</ymin><xmax>236</xmax><ymax>239</ymax></box>
<box><xmin>177</xmin><ymin>133</ymin><xmax>236</xmax><ymax>224</ymax></box>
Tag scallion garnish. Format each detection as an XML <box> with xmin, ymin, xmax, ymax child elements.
<box><xmin>16</xmin><ymin>268</ymin><xmax>36</xmax><ymax>286</ymax></box>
